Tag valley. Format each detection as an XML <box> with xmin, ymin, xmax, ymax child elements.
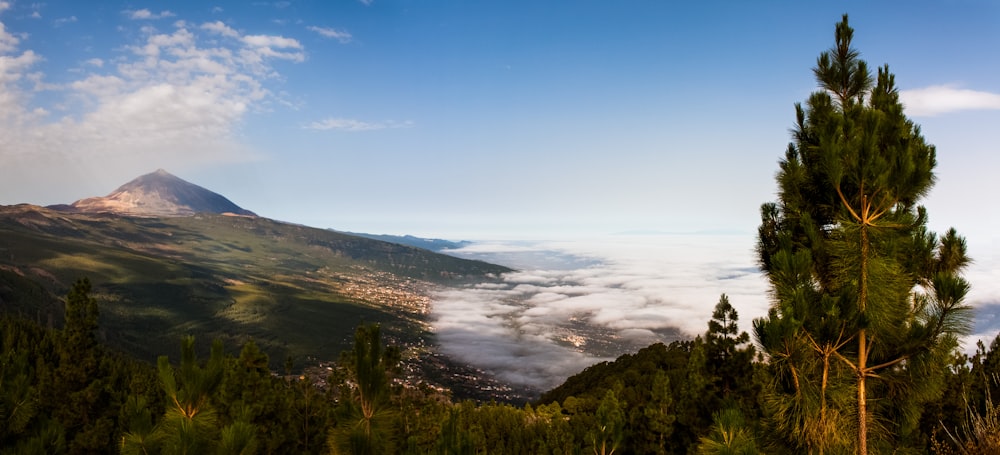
<box><xmin>0</xmin><ymin>203</ymin><xmax>513</xmax><ymax>399</ymax></box>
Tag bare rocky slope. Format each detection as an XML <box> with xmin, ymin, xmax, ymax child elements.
<box><xmin>64</xmin><ymin>169</ymin><xmax>256</xmax><ymax>217</ymax></box>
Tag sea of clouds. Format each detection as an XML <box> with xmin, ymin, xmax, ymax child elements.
<box><xmin>431</xmin><ymin>234</ymin><xmax>1000</xmax><ymax>392</ymax></box>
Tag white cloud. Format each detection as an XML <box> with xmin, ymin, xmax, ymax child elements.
<box><xmin>433</xmin><ymin>234</ymin><xmax>1000</xmax><ymax>392</ymax></box>
<box><xmin>307</xmin><ymin>26</ymin><xmax>352</xmax><ymax>43</ymax></box>
<box><xmin>900</xmin><ymin>85</ymin><xmax>1000</xmax><ymax>117</ymax></box>
<box><xmin>212</xmin><ymin>7</ymin><xmax>224</xmax><ymax>14</ymax></box>
<box><xmin>125</xmin><ymin>9</ymin><xmax>176</xmax><ymax>20</ymax></box>
<box><xmin>0</xmin><ymin>15</ymin><xmax>307</xmax><ymax>204</ymax></box>
<box><xmin>359</xmin><ymin>0</ymin><xmax>374</xmax><ymax>5</ymax></box>
<box><xmin>201</xmin><ymin>20</ymin><xmax>240</xmax><ymax>39</ymax></box>
<box><xmin>241</xmin><ymin>34</ymin><xmax>305</xmax><ymax>63</ymax></box>
<box><xmin>242</xmin><ymin>34</ymin><xmax>302</xmax><ymax>49</ymax></box>
<box><xmin>305</xmin><ymin>117</ymin><xmax>413</xmax><ymax>131</ymax></box>
<box><xmin>0</xmin><ymin>2</ymin><xmax>9</xmax><ymax>13</ymax></box>
<box><xmin>0</xmin><ymin>49</ymin><xmax>40</xmax><ymax>85</ymax></box>
<box><xmin>0</xmin><ymin>21</ymin><xmax>19</xmax><ymax>53</ymax></box>
<box><xmin>53</xmin><ymin>16</ymin><xmax>76</xmax><ymax>27</ymax></box>
<box><xmin>432</xmin><ymin>235</ymin><xmax>770</xmax><ymax>390</ymax></box>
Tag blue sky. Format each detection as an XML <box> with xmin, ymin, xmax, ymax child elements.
<box><xmin>0</xmin><ymin>0</ymin><xmax>997</xmax><ymax>240</ymax></box>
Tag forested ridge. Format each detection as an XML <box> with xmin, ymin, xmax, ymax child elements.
<box><xmin>0</xmin><ymin>15</ymin><xmax>992</xmax><ymax>454</ymax></box>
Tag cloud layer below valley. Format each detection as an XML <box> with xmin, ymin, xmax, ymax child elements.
<box><xmin>432</xmin><ymin>234</ymin><xmax>1000</xmax><ymax>392</ymax></box>
<box><xmin>432</xmin><ymin>234</ymin><xmax>770</xmax><ymax>391</ymax></box>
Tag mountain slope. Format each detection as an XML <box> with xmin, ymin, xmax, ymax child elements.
<box><xmin>0</xmin><ymin>204</ymin><xmax>512</xmax><ymax>367</ymax></box>
<box><xmin>65</xmin><ymin>169</ymin><xmax>256</xmax><ymax>217</ymax></box>
<box><xmin>340</xmin><ymin>231</ymin><xmax>472</xmax><ymax>252</ymax></box>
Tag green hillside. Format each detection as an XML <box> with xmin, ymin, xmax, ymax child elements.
<box><xmin>0</xmin><ymin>204</ymin><xmax>511</xmax><ymax>365</ymax></box>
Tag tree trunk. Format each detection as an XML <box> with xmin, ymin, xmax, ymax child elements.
<box><xmin>857</xmin><ymin>219</ymin><xmax>870</xmax><ymax>455</ymax></box>
<box><xmin>857</xmin><ymin>331</ymin><xmax>867</xmax><ymax>455</ymax></box>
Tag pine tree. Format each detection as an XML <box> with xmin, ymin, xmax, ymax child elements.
<box><xmin>697</xmin><ymin>408</ymin><xmax>759</xmax><ymax>455</ymax></box>
<box><xmin>329</xmin><ymin>323</ymin><xmax>400</xmax><ymax>455</ymax></box>
<box><xmin>705</xmin><ymin>294</ymin><xmax>755</xmax><ymax>404</ymax></box>
<box><xmin>676</xmin><ymin>338</ymin><xmax>715</xmax><ymax>449</ymax></box>
<box><xmin>754</xmin><ymin>15</ymin><xmax>973</xmax><ymax>454</ymax></box>
<box><xmin>155</xmin><ymin>336</ymin><xmax>226</xmax><ymax>454</ymax></box>
<box><xmin>43</xmin><ymin>277</ymin><xmax>116</xmax><ymax>452</ymax></box>
<box><xmin>589</xmin><ymin>389</ymin><xmax>624</xmax><ymax>455</ymax></box>
<box><xmin>643</xmin><ymin>370</ymin><xmax>676</xmax><ymax>453</ymax></box>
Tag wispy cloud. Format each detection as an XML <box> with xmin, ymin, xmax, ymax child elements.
<box><xmin>201</xmin><ymin>20</ymin><xmax>240</xmax><ymax>38</ymax></box>
<box><xmin>199</xmin><ymin>22</ymin><xmax>305</xmax><ymax>64</ymax></box>
<box><xmin>305</xmin><ymin>117</ymin><xmax>413</xmax><ymax>131</ymax></box>
<box><xmin>0</xmin><ymin>2</ymin><xmax>10</xmax><ymax>13</ymax></box>
<box><xmin>0</xmin><ymin>22</ymin><xmax>19</xmax><ymax>52</ymax></box>
<box><xmin>307</xmin><ymin>25</ymin><xmax>352</xmax><ymax>43</ymax></box>
<box><xmin>900</xmin><ymin>85</ymin><xmax>1000</xmax><ymax>117</ymax></box>
<box><xmin>241</xmin><ymin>34</ymin><xmax>305</xmax><ymax>63</ymax></box>
<box><xmin>0</xmin><ymin>14</ymin><xmax>308</xmax><ymax>203</ymax></box>
<box><xmin>53</xmin><ymin>15</ymin><xmax>76</xmax><ymax>27</ymax></box>
<box><xmin>125</xmin><ymin>9</ymin><xmax>176</xmax><ymax>20</ymax></box>
<box><xmin>252</xmin><ymin>1</ymin><xmax>291</xmax><ymax>8</ymax></box>
<box><xmin>242</xmin><ymin>34</ymin><xmax>302</xmax><ymax>49</ymax></box>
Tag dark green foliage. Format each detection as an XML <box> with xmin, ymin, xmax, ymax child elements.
<box><xmin>676</xmin><ymin>338</ymin><xmax>715</xmax><ymax>448</ymax></box>
<box><xmin>697</xmin><ymin>408</ymin><xmax>760</xmax><ymax>455</ymax></box>
<box><xmin>42</xmin><ymin>279</ymin><xmax>106</xmax><ymax>453</ymax></box>
<box><xmin>219</xmin><ymin>340</ymin><xmax>304</xmax><ymax>452</ymax></box>
<box><xmin>589</xmin><ymin>389</ymin><xmax>624</xmax><ymax>454</ymax></box>
<box><xmin>927</xmin><ymin>335</ymin><xmax>1000</xmax><ymax>454</ymax></box>
<box><xmin>0</xmin><ymin>270</ymin><xmax>995</xmax><ymax>454</ymax></box>
<box><xmin>538</xmin><ymin>307</ymin><xmax>763</xmax><ymax>455</ymax></box>
<box><xmin>0</xmin><ymin>317</ymin><xmax>50</xmax><ymax>450</ymax></box>
<box><xmin>154</xmin><ymin>336</ymin><xmax>228</xmax><ymax>454</ymax></box>
<box><xmin>329</xmin><ymin>323</ymin><xmax>401</xmax><ymax>454</ymax></box>
<box><xmin>119</xmin><ymin>395</ymin><xmax>157</xmax><ymax>455</ymax></box>
<box><xmin>429</xmin><ymin>400</ymin><xmax>576</xmax><ymax>455</ymax></box>
<box><xmin>436</xmin><ymin>404</ymin><xmax>478</xmax><ymax>455</ymax></box>
<box><xmin>0</xmin><ymin>268</ymin><xmax>63</xmax><ymax>327</ymax></box>
<box><xmin>0</xmin><ymin>280</ymin><xmax>160</xmax><ymax>454</ymax></box>
<box><xmin>706</xmin><ymin>294</ymin><xmax>757</xmax><ymax>409</ymax></box>
<box><xmin>123</xmin><ymin>335</ymin><xmax>337</xmax><ymax>455</ymax></box>
<box><xmin>754</xmin><ymin>14</ymin><xmax>972</xmax><ymax>454</ymax></box>
<box><xmin>642</xmin><ymin>370</ymin><xmax>676</xmax><ymax>453</ymax></box>
<box><xmin>540</xmin><ymin>341</ymin><xmax>690</xmax><ymax>405</ymax></box>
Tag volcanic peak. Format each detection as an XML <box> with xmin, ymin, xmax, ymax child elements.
<box><xmin>67</xmin><ymin>169</ymin><xmax>256</xmax><ymax>217</ymax></box>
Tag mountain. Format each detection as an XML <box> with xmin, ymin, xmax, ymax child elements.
<box><xmin>0</xmin><ymin>167</ymin><xmax>516</xmax><ymax>391</ymax></box>
<box><xmin>0</xmin><ymin>204</ymin><xmax>512</xmax><ymax>373</ymax></box>
<box><xmin>62</xmin><ymin>169</ymin><xmax>256</xmax><ymax>217</ymax></box>
<box><xmin>340</xmin><ymin>231</ymin><xmax>472</xmax><ymax>252</ymax></box>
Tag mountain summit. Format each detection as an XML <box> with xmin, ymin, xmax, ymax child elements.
<box><xmin>67</xmin><ymin>169</ymin><xmax>257</xmax><ymax>217</ymax></box>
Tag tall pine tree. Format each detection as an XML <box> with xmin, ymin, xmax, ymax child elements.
<box><xmin>753</xmin><ymin>15</ymin><xmax>973</xmax><ymax>454</ymax></box>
